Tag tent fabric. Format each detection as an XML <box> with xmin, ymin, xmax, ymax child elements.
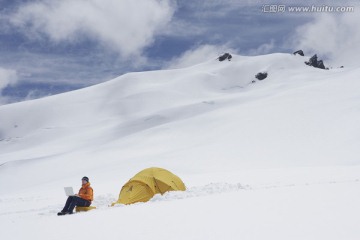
<box><xmin>112</xmin><ymin>167</ymin><xmax>186</xmax><ymax>205</ymax></box>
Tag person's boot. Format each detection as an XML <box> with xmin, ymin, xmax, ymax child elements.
<box><xmin>57</xmin><ymin>211</ymin><xmax>66</xmax><ymax>216</ymax></box>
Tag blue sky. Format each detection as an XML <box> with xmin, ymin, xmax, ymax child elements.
<box><xmin>0</xmin><ymin>0</ymin><xmax>359</xmax><ymax>104</ymax></box>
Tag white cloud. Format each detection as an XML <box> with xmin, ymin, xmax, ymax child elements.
<box><xmin>248</xmin><ymin>39</ymin><xmax>275</xmax><ymax>56</ymax></box>
<box><xmin>0</xmin><ymin>68</ymin><xmax>17</xmax><ymax>91</ymax></box>
<box><xmin>9</xmin><ymin>0</ymin><xmax>175</xmax><ymax>58</ymax></box>
<box><xmin>290</xmin><ymin>11</ymin><xmax>360</xmax><ymax>67</ymax></box>
<box><xmin>0</xmin><ymin>68</ymin><xmax>18</xmax><ymax>105</ymax></box>
<box><xmin>166</xmin><ymin>44</ymin><xmax>237</xmax><ymax>69</ymax></box>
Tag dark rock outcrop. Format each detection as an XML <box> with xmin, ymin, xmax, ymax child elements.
<box><xmin>317</xmin><ymin>60</ymin><xmax>325</xmax><ymax>69</ymax></box>
<box><xmin>305</xmin><ymin>54</ymin><xmax>327</xmax><ymax>70</ymax></box>
<box><xmin>255</xmin><ymin>72</ymin><xmax>268</xmax><ymax>80</ymax></box>
<box><xmin>218</xmin><ymin>53</ymin><xmax>232</xmax><ymax>62</ymax></box>
<box><xmin>293</xmin><ymin>50</ymin><xmax>304</xmax><ymax>56</ymax></box>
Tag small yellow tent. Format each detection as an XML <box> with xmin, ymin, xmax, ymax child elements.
<box><xmin>112</xmin><ymin>167</ymin><xmax>186</xmax><ymax>205</ymax></box>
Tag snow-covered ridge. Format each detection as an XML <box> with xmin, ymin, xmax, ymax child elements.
<box><xmin>0</xmin><ymin>53</ymin><xmax>343</xmax><ymax>146</ymax></box>
<box><xmin>0</xmin><ymin>53</ymin><xmax>313</xmax><ymax>137</ymax></box>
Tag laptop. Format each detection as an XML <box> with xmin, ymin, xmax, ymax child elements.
<box><xmin>64</xmin><ymin>187</ymin><xmax>76</xmax><ymax>196</ymax></box>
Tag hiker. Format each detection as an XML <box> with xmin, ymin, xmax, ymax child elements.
<box><xmin>57</xmin><ymin>176</ymin><xmax>94</xmax><ymax>215</ymax></box>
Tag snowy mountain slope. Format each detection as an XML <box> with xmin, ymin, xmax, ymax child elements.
<box><xmin>1</xmin><ymin>53</ymin><xmax>360</xmax><ymax>240</ymax></box>
<box><xmin>1</xmin><ymin>53</ymin><xmax>359</xmax><ymax>191</ymax></box>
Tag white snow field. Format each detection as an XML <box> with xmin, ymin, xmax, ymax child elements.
<box><xmin>0</xmin><ymin>53</ymin><xmax>360</xmax><ymax>240</ymax></box>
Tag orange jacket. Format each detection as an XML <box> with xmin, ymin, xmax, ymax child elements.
<box><xmin>78</xmin><ymin>182</ymin><xmax>93</xmax><ymax>202</ymax></box>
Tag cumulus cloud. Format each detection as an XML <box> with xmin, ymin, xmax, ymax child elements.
<box><xmin>166</xmin><ymin>44</ymin><xmax>237</xmax><ymax>69</ymax></box>
<box><xmin>290</xmin><ymin>11</ymin><xmax>360</xmax><ymax>67</ymax></box>
<box><xmin>0</xmin><ymin>68</ymin><xmax>18</xmax><ymax>105</ymax></box>
<box><xmin>248</xmin><ymin>40</ymin><xmax>275</xmax><ymax>56</ymax></box>
<box><xmin>0</xmin><ymin>68</ymin><xmax>17</xmax><ymax>90</ymax></box>
<box><xmin>8</xmin><ymin>0</ymin><xmax>175</xmax><ymax>58</ymax></box>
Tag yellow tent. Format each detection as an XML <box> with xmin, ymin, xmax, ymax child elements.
<box><xmin>112</xmin><ymin>167</ymin><xmax>186</xmax><ymax>205</ymax></box>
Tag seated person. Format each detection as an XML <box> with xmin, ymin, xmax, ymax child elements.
<box><xmin>58</xmin><ymin>176</ymin><xmax>93</xmax><ymax>215</ymax></box>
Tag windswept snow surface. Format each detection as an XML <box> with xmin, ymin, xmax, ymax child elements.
<box><xmin>1</xmin><ymin>53</ymin><xmax>360</xmax><ymax>240</ymax></box>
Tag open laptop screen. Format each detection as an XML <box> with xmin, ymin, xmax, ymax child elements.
<box><xmin>64</xmin><ymin>187</ymin><xmax>75</xmax><ymax>196</ymax></box>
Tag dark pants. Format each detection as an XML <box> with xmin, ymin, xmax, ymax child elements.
<box><xmin>61</xmin><ymin>196</ymin><xmax>91</xmax><ymax>213</ymax></box>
